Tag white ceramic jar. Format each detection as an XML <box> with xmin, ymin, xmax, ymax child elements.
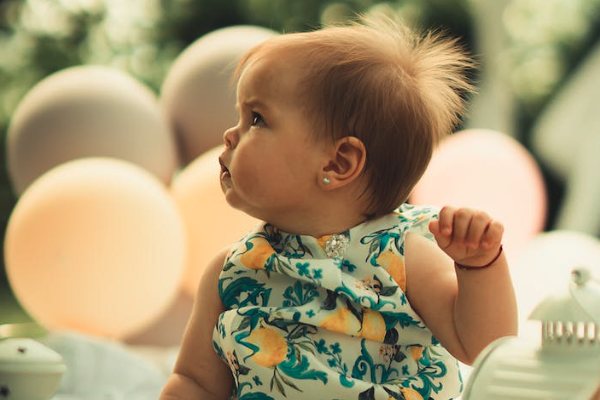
<box><xmin>0</xmin><ymin>338</ymin><xmax>66</xmax><ymax>400</ymax></box>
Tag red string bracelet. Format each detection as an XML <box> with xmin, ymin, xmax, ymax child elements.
<box><xmin>454</xmin><ymin>245</ymin><xmax>504</xmax><ymax>271</ymax></box>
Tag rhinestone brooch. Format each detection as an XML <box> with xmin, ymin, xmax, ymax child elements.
<box><xmin>324</xmin><ymin>233</ymin><xmax>349</xmax><ymax>258</ymax></box>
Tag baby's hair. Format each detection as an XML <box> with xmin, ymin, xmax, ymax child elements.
<box><xmin>235</xmin><ymin>13</ymin><xmax>475</xmax><ymax>218</ymax></box>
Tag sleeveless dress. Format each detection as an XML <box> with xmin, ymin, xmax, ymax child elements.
<box><xmin>212</xmin><ymin>204</ymin><xmax>462</xmax><ymax>400</ymax></box>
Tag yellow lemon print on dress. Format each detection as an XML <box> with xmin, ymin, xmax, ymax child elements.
<box><xmin>319</xmin><ymin>307</ymin><xmax>362</xmax><ymax>336</ymax></box>
<box><xmin>240</xmin><ymin>238</ymin><xmax>275</xmax><ymax>270</ymax></box>
<box><xmin>315</xmin><ymin>235</ymin><xmax>331</xmax><ymax>251</ymax></box>
<box><xmin>319</xmin><ymin>307</ymin><xmax>386</xmax><ymax>341</ymax></box>
<box><xmin>400</xmin><ymin>387</ymin><xmax>424</xmax><ymax>400</ymax></box>
<box><xmin>410</xmin><ymin>345</ymin><xmax>424</xmax><ymax>362</ymax></box>
<box><xmin>376</xmin><ymin>250</ymin><xmax>406</xmax><ymax>292</ymax></box>
<box><xmin>359</xmin><ymin>308</ymin><xmax>386</xmax><ymax>342</ymax></box>
<box><xmin>246</xmin><ymin>327</ymin><xmax>288</xmax><ymax>367</ymax></box>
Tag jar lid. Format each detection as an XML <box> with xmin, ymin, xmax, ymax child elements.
<box><xmin>0</xmin><ymin>338</ymin><xmax>64</xmax><ymax>366</ymax></box>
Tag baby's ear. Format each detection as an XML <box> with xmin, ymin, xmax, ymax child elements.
<box><xmin>320</xmin><ymin>136</ymin><xmax>366</xmax><ymax>189</ymax></box>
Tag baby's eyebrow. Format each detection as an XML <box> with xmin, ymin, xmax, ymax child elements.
<box><xmin>242</xmin><ymin>98</ymin><xmax>268</xmax><ymax>110</ymax></box>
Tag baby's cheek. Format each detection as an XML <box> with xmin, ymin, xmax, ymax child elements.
<box><xmin>232</xmin><ymin>167</ymin><xmax>267</xmax><ymax>199</ymax></box>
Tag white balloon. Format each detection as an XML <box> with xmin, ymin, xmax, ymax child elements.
<box><xmin>7</xmin><ymin>65</ymin><xmax>179</xmax><ymax>195</ymax></box>
<box><xmin>161</xmin><ymin>25</ymin><xmax>278</xmax><ymax>165</ymax></box>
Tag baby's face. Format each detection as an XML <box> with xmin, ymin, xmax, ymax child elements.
<box><xmin>218</xmin><ymin>53</ymin><xmax>330</xmax><ymax>229</ymax></box>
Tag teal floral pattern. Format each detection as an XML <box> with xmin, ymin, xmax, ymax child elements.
<box><xmin>213</xmin><ymin>204</ymin><xmax>462</xmax><ymax>400</ymax></box>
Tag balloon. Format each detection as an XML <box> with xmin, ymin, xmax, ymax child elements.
<box><xmin>4</xmin><ymin>158</ymin><xmax>186</xmax><ymax>339</ymax></box>
<box><xmin>160</xmin><ymin>25</ymin><xmax>278</xmax><ymax>165</ymax></box>
<box><xmin>6</xmin><ymin>65</ymin><xmax>179</xmax><ymax>195</ymax></box>
<box><xmin>510</xmin><ymin>230</ymin><xmax>600</xmax><ymax>340</ymax></box>
<box><xmin>410</xmin><ymin>129</ymin><xmax>547</xmax><ymax>256</ymax></box>
<box><xmin>124</xmin><ymin>291</ymin><xmax>194</xmax><ymax>346</ymax></box>
<box><xmin>171</xmin><ymin>146</ymin><xmax>259</xmax><ymax>296</ymax></box>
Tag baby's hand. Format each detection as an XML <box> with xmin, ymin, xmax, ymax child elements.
<box><xmin>429</xmin><ymin>206</ymin><xmax>504</xmax><ymax>268</ymax></box>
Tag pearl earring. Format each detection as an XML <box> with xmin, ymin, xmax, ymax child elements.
<box><xmin>322</xmin><ymin>177</ymin><xmax>330</xmax><ymax>185</ymax></box>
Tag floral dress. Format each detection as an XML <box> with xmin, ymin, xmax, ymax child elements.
<box><xmin>212</xmin><ymin>204</ymin><xmax>462</xmax><ymax>400</ymax></box>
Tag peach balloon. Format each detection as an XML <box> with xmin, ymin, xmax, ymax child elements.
<box><xmin>4</xmin><ymin>158</ymin><xmax>186</xmax><ymax>339</ymax></box>
<box><xmin>160</xmin><ymin>25</ymin><xmax>278</xmax><ymax>165</ymax></box>
<box><xmin>171</xmin><ymin>146</ymin><xmax>259</xmax><ymax>296</ymax></box>
<box><xmin>124</xmin><ymin>290</ymin><xmax>194</xmax><ymax>346</ymax></box>
<box><xmin>410</xmin><ymin>129</ymin><xmax>547</xmax><ymax>256</ymax></box>
<box><xmin>6</xmin><ymin>65</ymin><xmax>179</xmax><ymax>195</ymax></box>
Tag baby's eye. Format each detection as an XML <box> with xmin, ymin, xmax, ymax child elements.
<box><xmin>250</xmin><ymin>112</ymin><xmax>265</xmax><ymax>127</ymax></box>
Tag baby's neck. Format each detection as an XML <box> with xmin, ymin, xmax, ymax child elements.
<box><xmin>271</xmin><ymin>210</ymin><xmax>368</xmax><ymax>238</ymax></box>
<box><xmin>266</xmin><ymin>182</ymin><xmax>372</xmax><ymax>238</ymax></box>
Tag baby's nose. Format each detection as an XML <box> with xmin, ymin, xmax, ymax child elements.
<box><xmin>223</xmin><ymin>127</ymin><xmax>239</xmax><ymax>148</ymax></box>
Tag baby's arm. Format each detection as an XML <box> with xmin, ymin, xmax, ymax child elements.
<box><xmin>160</xmin><ymin>247</ymin><xmax>233</xmax><ymax>400</ymax></box>
<box><xmin>405</xmin><ymin>206</ymin><xmax>518</xmax><ymax>365</ymax></box>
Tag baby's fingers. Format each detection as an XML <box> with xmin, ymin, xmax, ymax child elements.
<box><xmin>436</xmin><ymin>206</ymin><xmax>456</xmax><ymax>236</ymax></box>
<box><xmin>451</xmin><ymin>208</ymin><xmax>475</xmax><ymax>243</ymax></box>
<box><xmin>429</xmin><ymin>220</ymin><xmax>449</xmax><ymax>249</ymax></box>
<box><xmin>481</xmin><ymin>220</ymin><xmax>504</xmax><ymax>249</ymax></box>
<box><xmin>465</xmin><ymin>211</ymin><xmax>490</xmax><ymax>249</ymax></box>
<box><xmin>430</xmin><ymin>207</ymin><xmax>455</xmax><ymax>249</ymax></box>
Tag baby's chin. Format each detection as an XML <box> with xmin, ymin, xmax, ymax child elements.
<box><xmin>222</xmin><ymin>192</ymin><xmax>253</xmax><ymax>217</ymax></box>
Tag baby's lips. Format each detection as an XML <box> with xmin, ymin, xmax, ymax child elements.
<box><xmin>218</xmin><ymin>157</ymin><xmax>229</xmax><ymax>174</ymax></box>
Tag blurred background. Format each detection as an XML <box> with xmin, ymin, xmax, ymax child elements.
<box><xmin>1</xmin><ymin>0</ymin><xmax>600</xmax><ymax>332</ymax></box>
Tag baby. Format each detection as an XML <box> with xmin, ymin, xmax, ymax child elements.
<box><xmin>160</xmin><ymin>14</ymin><xmax>518</xmax><ymax>400</ymax></box>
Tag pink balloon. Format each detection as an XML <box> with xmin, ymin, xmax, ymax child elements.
<box><xmin>4</xmin><ymin>158</ymin><xmax>186</xmax><ymax>339</ymax></box>
<box><xmin>410</xmin><ymin>129</ymin><xmax>547</xmax><ymax>255</ymax></box>
<box><xmin>171</xmin><ymin>146</ymin><xmax>260</xmax><ymax>297</ymax></box>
